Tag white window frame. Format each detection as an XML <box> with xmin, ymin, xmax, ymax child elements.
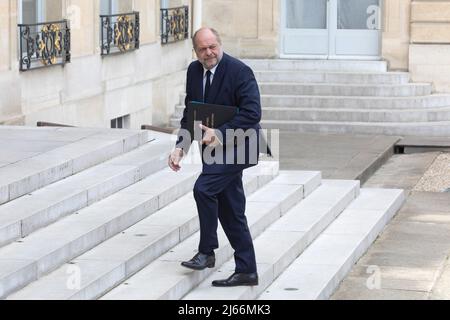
<box><xmin>18</xmin><ymin>0</ymin><xmax>45</xmax><ymax>24</ymax></box>
<box><xmin>37</xmin><ymin>0</ymin><xmax>45</xmax><ymax>22</ymax></box>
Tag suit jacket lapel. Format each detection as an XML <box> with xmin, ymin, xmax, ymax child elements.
<box><xmin>208</xmin><ymin>54</ymin><xmax>228</xmax><ymax>103</ymax></box>
<box><xmin>192</xmin><ymin>62</ymin><xmax>204</xmax><ymax>102</ymax></box>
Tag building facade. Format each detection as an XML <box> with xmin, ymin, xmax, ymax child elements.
<box><xmin>206</xmin><ymin>0</ymin><xmax>450</xmax><ymax>93</ymax></box>
<box><xmin>0</xmin><ymin>0</ymin><xmax>193</xmax><ymax>128</ymax></box>
<box><xmin>1</xmin><ymin>0</ymin><xmax>449</xmax><ymax>128</ymax></box>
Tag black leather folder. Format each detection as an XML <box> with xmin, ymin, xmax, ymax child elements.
<box><xmin>186</xmin><ymin>101</ymin><xmax>238</xmax><ymax>141</ymax></box>
<box><xmin>185</xmin><ymin>101</ymin><xmax>272</xmax><ymax>156</ymax></box>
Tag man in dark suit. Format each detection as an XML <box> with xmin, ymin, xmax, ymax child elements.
<box><xmin>168</xmin><ymin>27</ymin><xmax>261</xmax><ymax>287</ymax></box>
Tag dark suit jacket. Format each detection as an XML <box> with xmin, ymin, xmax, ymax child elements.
<box><xmin>176</xmin><ymin>53</ymin><xmax>262</xmax><ymax>174</ymax></box>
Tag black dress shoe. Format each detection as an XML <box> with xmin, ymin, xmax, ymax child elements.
<box><xmin>212</xmin><ymin>272</ymin><xmax>258</xmax><ymax>287</ymax></box>
<box><xmin>181</xmin><ymin>252</ymin><xmax>215</xmax><ymax>270</ymax></box>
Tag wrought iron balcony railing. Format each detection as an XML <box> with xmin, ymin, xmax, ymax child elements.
<box><xmin>100</xmin><ymin>12</ymin><xmax>140</xmax><ymax>56</ymax></box>
<box><xmin>161</xmin><ymin>6</ymin><xmax>189</xmax><ymax>45</ymax></box>
<box><xmin>18</xmin><ymin>20</ymin><xmax>71</xmax><ymax>72</ymax></box>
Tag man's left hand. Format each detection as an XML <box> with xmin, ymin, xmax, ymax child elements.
<box><xmin>200</xmin><ymin>124</ymin><xmax>222</xmax><ymax>147</ymax></box>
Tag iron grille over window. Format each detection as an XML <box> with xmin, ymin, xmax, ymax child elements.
<box><xmin>161</xmin><ymin>6</ymin><xmax>189</xmax><ymax>45</ymax></box>
<box><xmin>100</xmin><ymin>11</ymin><xmax>140</xmax><ymax>56</ymax></box>
<box><xmin>18</xmin><ymin>19</ymin><xmax>71</xmax><ymax>72</ymax></box>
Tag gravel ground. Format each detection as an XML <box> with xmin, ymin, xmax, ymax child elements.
<box><xmin>413</xmin><ymin>152</ymin><xmax>450</xmax><ymax>192</ymax></box>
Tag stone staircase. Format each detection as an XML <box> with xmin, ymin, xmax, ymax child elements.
<box><xmin>170</xmin><ymin>59</ymin><xmax>450</xmax><ymax>136</ymax></box>
<box><xmin>0</xmin><ymin>126</ymin><xmax>405</xmax><ymax>300</ymax></box>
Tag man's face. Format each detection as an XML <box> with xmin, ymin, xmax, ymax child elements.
<box><xmin>194</xmin><ymin>30</ymin><xmax>223</xmax><ymax>70</ymax></box>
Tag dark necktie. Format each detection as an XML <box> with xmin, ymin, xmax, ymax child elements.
<box><xmin>204</xmin><ymin>70</ymin><xmax>212</xmax><ymax>103</ymax></box>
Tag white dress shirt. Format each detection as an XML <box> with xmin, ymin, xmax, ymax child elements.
<box><xmin>203</xmin><ymin>64</ymin><xmax>218</xmax><ymax>94</ymax></box>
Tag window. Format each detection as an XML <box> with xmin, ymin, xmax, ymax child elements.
<box><xmin>19</xmin><ymin>0</ymin><xmax>62</xmax><ymax>24</ymax></box>
<box><xmin>19</xmin><ymin>0</ymin><xmax>45</xmax><ymax>24</ymax></box>
<box><xmin>18</xmin><ymin>0</ymin><xmax>69</xmax><ymax>71</ymax></box>
<box><xmin>99</xmin><ymin>0</ymin><xmax>139</xmax><ymax>55</ymax></box>
<box><xmin>100</xmin><ymin>0</ymin><xmax>133</xmax><ymax>15</ymax></box>
<box><xmin>160</xmin><ymin>0</ymin><xmax>169</xmax><ymax>9</ymax></box>
<box><xmin>111</xmin><ymin>115</ymin><xmax>130</xmax><ymax>129</ymax></box>
<box><xmin>160</xmin><ymin>0</ymin><xmax>183</xmax><ymax>9</ymax></box>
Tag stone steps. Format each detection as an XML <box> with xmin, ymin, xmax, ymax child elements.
<box><xmin>242</xmin><ymin>59</ymin><xmax>388</xmax><ymax>72</ymax></box>
<box><xmin>0</xmin><ymin>163</ymin><xmax>202</xmax><ymax>299</ymax></box>
<box><xmin>0</xmin><ymin>126</ymin><xmax>148</xmax><ymax>206</ymax></box>
<box><xmin>7</xmin><ymin>162</ymin><xmax>279</xmax><ymax>300</ymax></box>
<box><xmin>0</xmin><ymin>126</ymin><xmax>407</xmax><ymax>300</ymax></box>
<box><xmin>0</xmin><ymin>136</ymin><xmax>174</xmax><ymax>248</ymax></box>
<box><xmin>260</xmin><ymin>94</ymin><xmax>450</xmax><ymax>109</ymax></box>
<box><xmin>171</xmin><ymin>59</ymin><xmax>449</xmax><ymax>136</ymax></box>
<box><xmin>170</xmin><ymin>94</ymin><xmax>450</xmax><ymax>127</ymax></box>
<box><xmin>172</xmin><ymin>106</ymin><xmax>450</xmax><ymax>125</ymax></box>
<box><xmin>259</xmin><ymin>188</ymin><xmax>405</xmax><ymax>300</ymax></box>
<box><xmin>258</xmin><ymin>83</ymin><xmax>432</xmax><ymax>97</ymax></box>
<box><xmin>261</xmin><ymin>120</ymin><xmax>450</xmax><ymax>137</ymax></box>
<box><xmin>172</xmin><ymin>94</ymin><xmax>450</xmax><ymax>120</ymax></box>
<box><xmin>254</xmin><ymin>71</ymin><xmax>410</xmax><ymax>85</ymax></box>
<box><xmin>99</xmin><ymin>171</ymin><xmax>322</xmax><ymax>300</ymax></box>
<box><xmin>262</xmin><ymin>106</ymin><xmax>450</xmax><ymax>123</ymax></box>
<box><xmin>183</xmin><ymin>180</ymin><xmax>361</xmax><ymax>300</ymax></box>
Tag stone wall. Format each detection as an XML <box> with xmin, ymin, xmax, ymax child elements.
<box><xmin>202</xmin><ymin>0</ymin><xmax>279</xmax><ymax>58</ymax></box>
<box><xmin>0</xmin><ymin>0</ymin><xmax>21</xmax><ymax>123</ymax></box>
<box><xmin>409</xmin><ymin>0</ymin><xmax>450</xmax><ymax>92</ymax></box>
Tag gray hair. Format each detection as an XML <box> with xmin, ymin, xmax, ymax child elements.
<box><xmin>192</xmin><ymin>27</ymin><xmax>222</xmax><ymax>48</ymax></box>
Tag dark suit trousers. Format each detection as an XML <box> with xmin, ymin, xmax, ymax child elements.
<box><xmin>193</xmin><ymin>171</ymin><xmax>257</xmax><ymax>274</ymax></box>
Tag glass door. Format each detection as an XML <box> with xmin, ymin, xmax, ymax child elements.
<box><xmin>281</xmin><ymin>0</ymin><xmax>381</xmax><ymax>59</ymax></box>
<box><xmin>281</xmin><ymin>0</ymin><xmax>329</xmax><ymax>57</ymax></box>
<box><xmin>333</xmin><ymin>0</ymin><xmax>381</xmax><ymax>57</ymax></box>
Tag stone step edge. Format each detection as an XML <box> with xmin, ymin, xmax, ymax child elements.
<box><xmin>261</xmin><ymin>119</ymin><xmax>450</xmax><ymax>126</ymax></box>
<box><xmin>258</xmin><ymin>82</ymin><xmax>431</xmax><ymax>88</ymax></box>
<box><xmin>254</xmin><ymin>70</ymin><xmax>409</xmax><ymax>76</ymax></box>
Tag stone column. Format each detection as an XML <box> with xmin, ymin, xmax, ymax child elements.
<box><xmin>193</xmin><ymin>0</ymin><xmax>202</xmax><ymax>32</ymax></box>
<box><xmin>381</xmin><ymin>0</ymin><xmax>411</xmax><ymax>71</ymax></box>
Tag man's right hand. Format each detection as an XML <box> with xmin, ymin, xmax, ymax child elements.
<box><xmin>168</xmin><ymin>148</ymin><xmax>184</xmax><ymax>172</ymax></box>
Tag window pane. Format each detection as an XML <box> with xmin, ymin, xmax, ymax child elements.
<box><xmin>286</xmin><ymin>0</ymin><xmax>327</xmax><ymax>29</ymax></box>
<box><xmin>101</xmin><ymin>0</ymin><xmax>132</xmax><ymax>14</ymax></box>
<box><xmin>160</xmin><ymin>0</ymin><xmax>169</xmax><ymax>9</ymax></box>
<box><xmin>100</xmin><ymin>0</ymin><xmax>111</xmax><ymax>15</ymax></box>
<box><xmin>338</xmin><ymin>0</ymin><xmax>380</xmax><ymax>30</ymax></box>
<box><xmin>114</xmin><ymin>0</ymin><xmax>133</xmax><ymax>13</ymax></box>
<box><xmin>22</xmin><ymin>0</ymin><xmax>37</xmax><ymax>24</ymax></box>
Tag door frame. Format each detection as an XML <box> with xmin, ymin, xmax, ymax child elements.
<box><xmin>279</xmin><ymin>0</ymin><xmax>383</xmax><ymax>60</ymax></box>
